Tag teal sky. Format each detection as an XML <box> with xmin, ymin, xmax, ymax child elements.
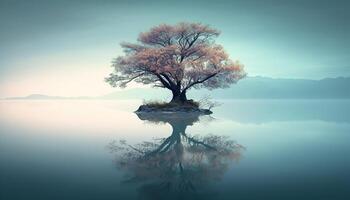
<box><xmin>0</xmin><ymin>0</ymin><xmax>349</xmax><ymax>97</ymax></box>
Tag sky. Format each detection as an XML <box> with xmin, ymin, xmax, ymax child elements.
<box><xmin>0</xmin><ymin>0</ymin><xmax>349</xmax><ymax>97</ymax></box>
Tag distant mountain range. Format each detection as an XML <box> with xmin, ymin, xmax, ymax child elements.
<box><xmin>4</xmin><ymin>76</ymin><xmax>350</xmax><ymax>100</ymax></box>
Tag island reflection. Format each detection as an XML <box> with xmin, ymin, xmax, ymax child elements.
<box><xmin>108</xmin><ymin>113</ymin><xmax>245</xmax><ymax>200</ymax></box>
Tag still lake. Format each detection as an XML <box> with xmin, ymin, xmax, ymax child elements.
<box><xmin>1</xmin><ymin>99</ymin><xmax>349</xmax><ymax>200</ymax></box>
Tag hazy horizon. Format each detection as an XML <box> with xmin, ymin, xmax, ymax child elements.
<box><xmin>3</xmin><ymin>76</ymin><xmax>349</xmax><ymax>99</ymax></box>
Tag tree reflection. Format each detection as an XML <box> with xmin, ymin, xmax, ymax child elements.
<box><xmin>108</xmin><ymin>113</ymin><xmax>245</xmax><ymax>200</ymax></box>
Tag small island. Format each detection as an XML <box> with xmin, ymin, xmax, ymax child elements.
<box><xmin>106</xmin><ymin>22</ymin><xmax>246</xmax><ymax>113</ymax></box>
<box><xmin>135</xmin><ymin>100</ymin><xmax>212</xmax><ymax>115</ymax></box>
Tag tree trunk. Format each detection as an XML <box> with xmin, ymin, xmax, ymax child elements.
<box><xmin>170</xmin><ymin>89</ymin><xmax>187</xmax><ymax>104</ymax></box>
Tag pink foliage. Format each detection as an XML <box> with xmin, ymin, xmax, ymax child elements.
<box><xmin>106</xmin><ymin>22</ymin><xmax>246</xmax><ymax>93</ymax></box>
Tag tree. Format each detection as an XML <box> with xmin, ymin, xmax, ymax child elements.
<box><xmin>106</xmin><ymin>22</ymin><xmax>246</xmax><ymax>104</ymax></box>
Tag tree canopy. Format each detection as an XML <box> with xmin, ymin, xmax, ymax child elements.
<box><xmin>106</xmin><ymin>22</ymin><xmax>246</xmax><ymax>103</ymax></box>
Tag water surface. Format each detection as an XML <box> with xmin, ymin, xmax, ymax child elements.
<box><xmin>1</xmin><ymin>100</ymin><xmax>349</xmax><ymax>200</ymax></box>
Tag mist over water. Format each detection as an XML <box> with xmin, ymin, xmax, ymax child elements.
<box><xmin>1</xmin><ymin>100</ymin><xmax>349</xmax><ymax>200</ymax></box>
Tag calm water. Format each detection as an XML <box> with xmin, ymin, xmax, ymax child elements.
<box><xmin>1</xmin><ymin>100</ymin><xmax>349</xmax><ymax>200</ymax></box>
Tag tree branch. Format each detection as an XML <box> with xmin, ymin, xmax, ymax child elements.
<box><xmin>155</xmin><ymin>74</ymin><xmax>172</xmax><ymax>90</ymax></box>
<box><xmin>183</xmin><ymin>72</ymin><xmax>219</xmax><ymax>91</ymax></box>
<box><xmin>160</xmin><ymin>73</ymin><xmax>176</xmax><ymax>88</ymax></box>
<box><xmin>121</xmin><ymin>73</ymin><xmax>145</xmax><ymax>86</ymax></box>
